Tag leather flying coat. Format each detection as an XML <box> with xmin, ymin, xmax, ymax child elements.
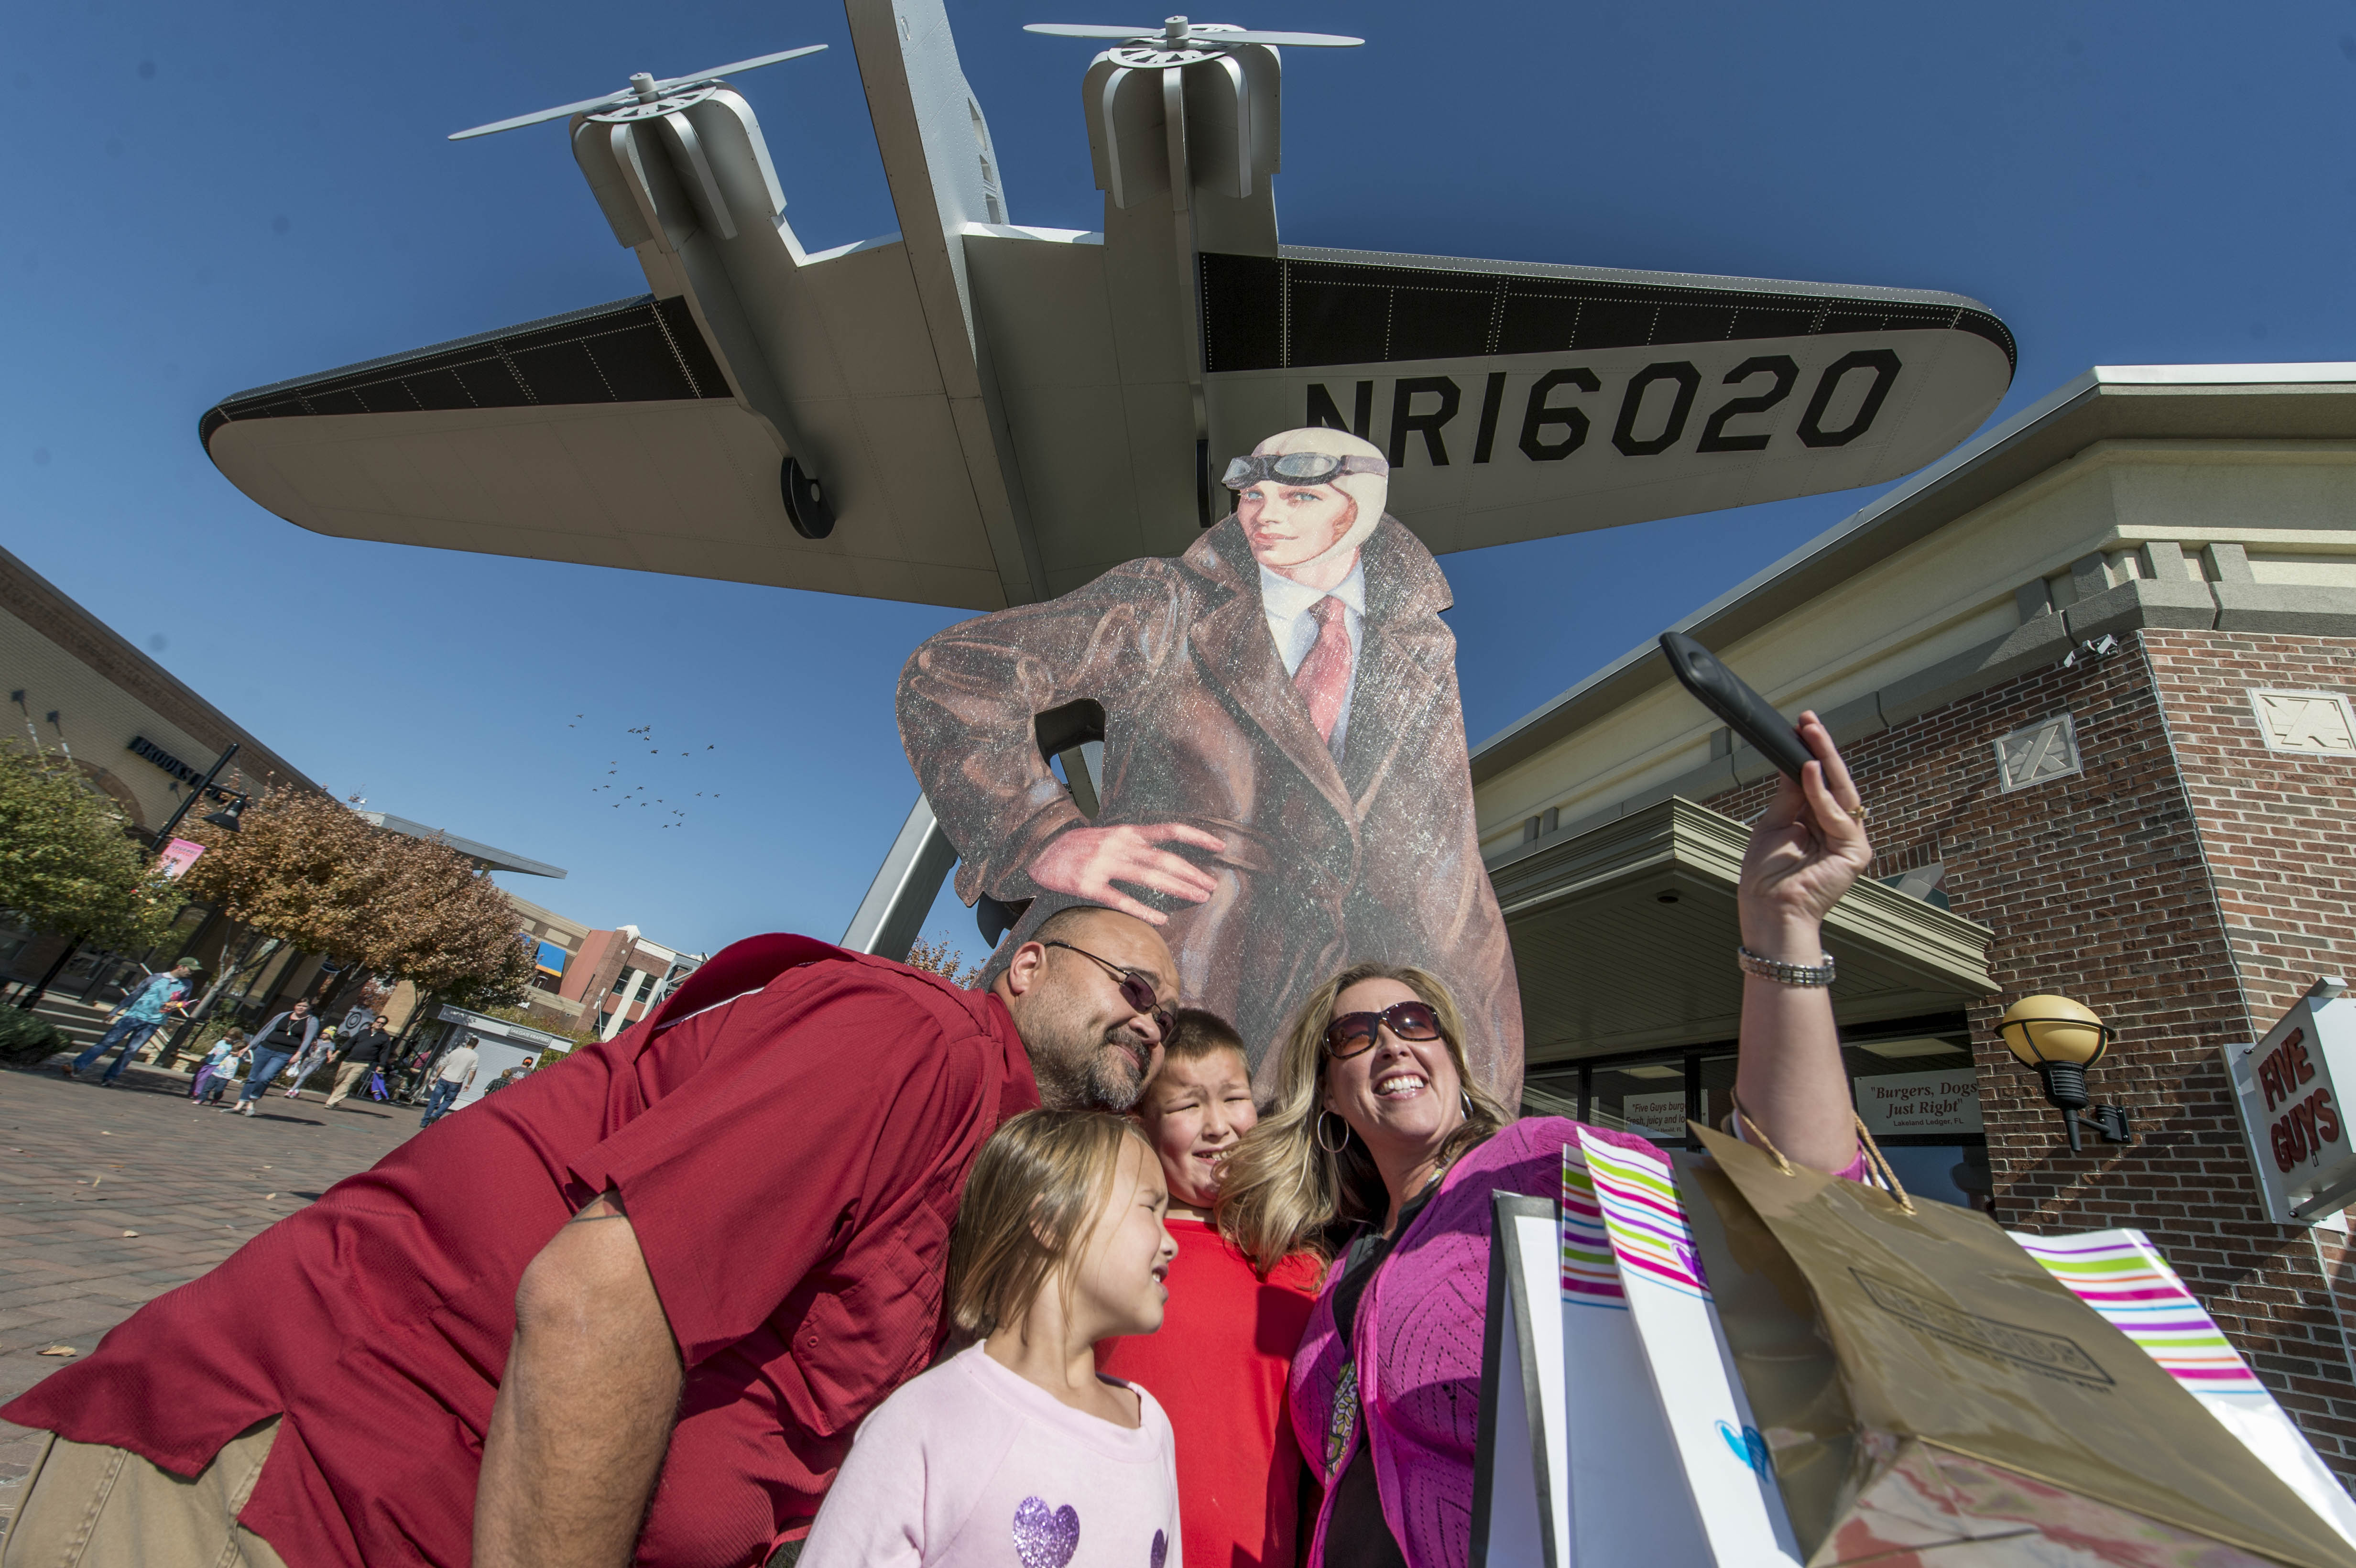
<box><xmin>898</xmin><ymin>513</ymin><xmax>1524</xmax><ymax>1100</ymax></box>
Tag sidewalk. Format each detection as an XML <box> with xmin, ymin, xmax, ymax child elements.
<box><xmin>0</xmin><ymin>1057</ymin><xmax>421</xmax><ymax>1535</ymax></box>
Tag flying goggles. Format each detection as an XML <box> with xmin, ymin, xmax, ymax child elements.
<box><xmin>1222</xmin><ymin>452</ymin><xmax>1390</xmax><ymax>490</ymax></box>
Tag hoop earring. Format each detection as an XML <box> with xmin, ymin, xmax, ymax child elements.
<box><xmin>1461</xmin><ymin>1088</ymin><xmax>1475</xmax><ymax>1119</ymax></box>
<box><xmin>1316</xmin><ymin>1109</ymin><xmax>1351</xmax><ymax>1154</ymax></box>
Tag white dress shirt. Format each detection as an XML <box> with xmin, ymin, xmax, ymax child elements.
<box><xmin>1260</xmin><ymin>557</ymin><xmax>1366</xmax><ymax>759</ymax></box>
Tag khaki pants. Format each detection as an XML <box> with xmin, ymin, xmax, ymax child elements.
<box><xmin>0</xmin><ymin>1419</ymin><xmax>286</xmax><ymax>1568</ymax></box>
<box><xmin>322</xmin><ymin>1062</ymin><xmax>371</xmax><ymax>1107</ymax></box>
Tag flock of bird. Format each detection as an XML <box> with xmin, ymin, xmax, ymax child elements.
<box><xmin>567</xmin><ymin>717</ymin><xmax>720</xmax><ymax>829</ymax></box>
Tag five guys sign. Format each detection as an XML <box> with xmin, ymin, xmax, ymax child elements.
<box><xmin>2225</xmin><ymin>978</ymin><xmax>2356</xmax><ymax>1223</ymax></box>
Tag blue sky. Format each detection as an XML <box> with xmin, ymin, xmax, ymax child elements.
<box><xmin>9</xmin><ymin>0</ymin><xmax>2355</xmax><ymax>967</ymax></box>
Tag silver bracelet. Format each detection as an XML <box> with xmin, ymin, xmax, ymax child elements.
<box><xmin>1736</xmin><ymin>946</ymin><xmax>1836</xmax><ymax>987</ymax></box>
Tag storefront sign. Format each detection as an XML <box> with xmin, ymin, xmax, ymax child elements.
<box><xmin>2225</xmin><ymin>980</ymin><xmax>2356</xmax><ymax>1223</ymax></box>
<box><xmin>1855</xmin><ymin>1069</ymin><xmax>1983</xmax><ymax>1136</ymax></box>
<box><xmin>1620</xmin><ymin>1090</ymin><xmax>1690</xmax><ymax>1141</ymax></box>
<box><xmin>157</xmin><ymin>838</ymin><xmax>206</xmax><ymax>880</ymax></box>
<box><xmin>127</xmin><ymin>735</ymin><xmax>203</xmax><ymax>784</ymax></box>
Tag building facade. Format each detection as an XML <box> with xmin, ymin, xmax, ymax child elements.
<box><xmin>0</xmin><ymin>539</ymin><xmax>579</xmax><ymax>1045</ymax></box>
<box><xmin>1473</xmin><ymin>365</ymin><xmax>2356</xmax><ymax>1481</ymax></box>
<box><xmin>560</xmin><ymin>926</ymin><xmax>704</xmax><ymax>1040</ymax></box>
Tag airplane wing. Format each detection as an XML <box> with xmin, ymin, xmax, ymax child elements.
<box><xmin>1200</xmin><ymin>246</ymin><xmax>2013</xmax><ymax>557</ymax></box>
<box><xmin>199</xmin><ymin>0</ymin><xmax>2013</xmax><ymax>613</ymax></box>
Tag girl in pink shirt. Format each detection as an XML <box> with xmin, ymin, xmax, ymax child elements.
<box><xmin>801</xmin><ymin>1109</ymin><xmax>1185</xmax><ymax>1568</ymax></box>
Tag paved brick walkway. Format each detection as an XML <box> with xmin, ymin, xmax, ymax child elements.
<box><xmin>0</xmin><ymin>1057</ymin><xmax>420</xmax><ymax>1537</ymax></box>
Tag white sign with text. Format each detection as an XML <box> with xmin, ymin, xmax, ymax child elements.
<box><xmin>1854</xmin><ymin>1070</ymin><xmax>1983</xmax><ymax>1136</ymax></box>
<box><xmin>1621</xmin><ymin>1091</ymin><xmax>1691</xmax><ymax>1141</ymax></box>
<box><xmin>2225</xmin><ymin>980</ymin><xmax>2356</xmax><ymax>1224</ymax></box>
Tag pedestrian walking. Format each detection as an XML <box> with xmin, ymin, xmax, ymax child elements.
<box><xmin>418</xmin><ymin>1036</ymin><xmax>480</xmax><ymax>1127</ymax></box>
<box><xmin>233</xmin><ymin>1001</ymin><xmax>319</xmax><ymax>1117</ymax></box>
<box><xmin>324</xmin><ymin>1015</ymin><xmax>398</xmax><ymax>1108</ymax></box>
<box><xmin>188</xmin><ymin>1031</ymin><xmax>248</xmax><ymax>1104</ymax></box>
<box><xmin>394</xmin><ymin>1045</ymin><xmax>436</xmax><ymax>1103</ymax></box>
<box><xmin>280</xmin><ymin>1028</ymin><xmax>337</xmax><ymax>1099</ymax></box>
<box><xmin>64</xmin><ymin>958</ymin><xmax>202</xmax><ymax>1086</ymax></box>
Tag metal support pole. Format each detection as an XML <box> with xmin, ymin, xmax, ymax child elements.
<box><xmin>841</xmin><ymin>795</ymin><xmax>960</xmax><ymax>962</ymax></box>
<box><xmin>152</xmin><ymin>743</ymin><xmax>240</xmax><ymax>849</ymax></box>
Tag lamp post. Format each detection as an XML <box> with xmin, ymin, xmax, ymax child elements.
<box><xmin>1997</xmin><ymin>994</ymin><xmax>2133</xmax><ymax>1153</ymax></box>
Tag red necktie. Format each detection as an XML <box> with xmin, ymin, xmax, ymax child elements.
<box><xmin>1294</xmin><ymin>596</ymin><xmax>1354</xmax><ymax>743</ymax></box>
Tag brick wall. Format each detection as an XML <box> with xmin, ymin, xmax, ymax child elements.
<box><xmin>1701</xmin><ymin>627</ymin><xmax>2356</xmax><ymax>1479</ymax></box>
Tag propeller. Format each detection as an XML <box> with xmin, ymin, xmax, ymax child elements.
<box><xmin>1024</xmin><ymin>16</ymin><xmax>1363</xmax><ymax>50</ymax></box>
<box><xmin>449</xmin><ymin>44</ymin><xmax>828</xmax><ymax>141</ymax></box>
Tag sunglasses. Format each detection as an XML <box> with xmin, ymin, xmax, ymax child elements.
<box><xmin>1222</xmin><ymin>452</ymin><xmax>1390</xmax><ymax>490</ymax></box>
<box><xmin>1323</xmin><ymin>1000</ymin><xmax>1444</xmax><ymax>1059</ymax></box>
<box><xmin>1043</xmin><ymin>940</ymin><xmax>1175</xmax><ymax>1040</ymax></box>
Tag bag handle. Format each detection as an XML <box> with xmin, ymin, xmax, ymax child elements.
<box><xmin>1729</xmin><ymin>1091</ymin><xmax>1917</xmax><ymax>1215</ymax></box>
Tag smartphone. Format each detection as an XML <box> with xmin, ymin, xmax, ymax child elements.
<box><xmin>1657</xmin><ymin>631</ymin><xmax>1816</xmax><ymax>781</ymax></box>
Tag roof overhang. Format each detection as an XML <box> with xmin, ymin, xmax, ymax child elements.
<box><xmin>361</xmin><ymin>812</ymin><xmax>567</xmax><ymax>879</ymax></box>
<box><xmin>1472</xmin><ymin>362</ymin><xmax>2356</xmax><ymax>784</ymax></box>
<box><xmin>434</xmin><ymin>1004</ymin><xmax>573</xmax><ymax>1049</ymax></box>
<box><xmin>1492</xmin><ymin>796</ymin><xmax>1994</xmax><ymax>1063</ymax></box>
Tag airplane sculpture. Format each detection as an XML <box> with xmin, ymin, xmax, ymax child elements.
<box><xmin>197</xmin><ymin>0</ymin><xmax>2015</xmax><ymax>617</ymax></box>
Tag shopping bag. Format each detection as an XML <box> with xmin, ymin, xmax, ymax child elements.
<box><xmin>1686</xmin><ymin>1120</ymin><xmax>2356</xmax><ymax>1568</ymax></box>
<box><xmin>1563</xmin><ymin>1131</ymin><xmax>1802</xmax><ymax>1566</ymax></box>
<box><xmin>368</xmin><ymin>1070</ymin><xmax>388</xmax><ymax>1101</ymax></box>
<box><xmin>1473</xmin><ymin>1191</ymin><xmax>1572</xmax><ymax>1568</ymax></box>
<box><xmin>2012</xmin><ymin>1229</ymin><xmax>2356</xmax><ymax>1550</ymax></box>
<box><xmin>1471</xmin><ymin>1132</ymin><xmax>1804</xmax><ymax>1568</ymax></box>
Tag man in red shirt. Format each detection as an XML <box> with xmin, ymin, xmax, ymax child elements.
<box><xmin>0</xmin><ymin>907</ymin><xmax>1178</xmax><ymax>1568</ymax></box>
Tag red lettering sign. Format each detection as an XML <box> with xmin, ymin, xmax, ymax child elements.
<box><xmin>2269</xmin><ymin>1086</ymin><xmax>2345</xmax><ymax>1173</ymax></box>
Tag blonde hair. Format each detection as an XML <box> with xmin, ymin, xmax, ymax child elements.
<box><xmin>947</xmin><ymin>1108</ymin><xmax>1156</xmax><ymax>1338</ymax></box>
<box><xmin>1217</xmin><ymin>962</ymin><xmax>1510</xmax><ymax>1270</ymax></box>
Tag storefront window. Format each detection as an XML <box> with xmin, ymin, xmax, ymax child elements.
<box><xmin>1843</xmin><ymin>1025</ymin><xmax>1989</xmax><ymax>1213</ymax></box>
<box><xmin>1525</xmin><ymin>1013</ymin><xmax>1990</xmax><ymax>1210</ymax></box>
<box><xmin>1585</xmin><ymin>1056</ymin><xmax>1688</xmax><ymax>1144</ymax></box>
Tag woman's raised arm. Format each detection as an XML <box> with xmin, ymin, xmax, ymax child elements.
<box><xmin>1731</xmin><ymin>711</ymin><xmax>1875</xmax><ymax>1172</ymax></box>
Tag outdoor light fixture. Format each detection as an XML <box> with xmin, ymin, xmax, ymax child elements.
<box><xmin>202</xmin><ymin>791</ymin><xmax>249</xmax><ymax>832</ymax></box>
<box><xmin>1997</xmin><ymin>994</ymin><xmax>2132</xmax><ymax>1153</ymax></box>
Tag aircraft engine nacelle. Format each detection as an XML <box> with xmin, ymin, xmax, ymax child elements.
<box><xmin>570</xmin><ymin>88</ymin><xmax>787</xmax><ymax>258</ymax></box>
<box><xmin>1084</xmin><ymin>41</ymin><xmax>1279</xmax><ymax>254</ymax></box>
<box><xmin>564</xmin><ymin>88</ymin><xmax>838</xmax><ymax>539</ymax></box>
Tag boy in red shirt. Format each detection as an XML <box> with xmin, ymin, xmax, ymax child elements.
<box><xmin>1099</xmin><ymin>1010</ymin><xmax>1324</xmax><ymax>1568</ymax></box>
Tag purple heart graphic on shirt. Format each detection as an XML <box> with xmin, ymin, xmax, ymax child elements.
<box><xmin>1012</xmin><ymin>1496</ymin><xmax>1080</xmax><ymax>1568</ymax></box>
<box><xmin>1150</xmin><ymin>1528</ymin><xmax>1167</xmax><ymax>1568</ymax></box>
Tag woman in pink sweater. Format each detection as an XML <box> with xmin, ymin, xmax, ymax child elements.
<box><xmin>1220</xmin><ymin>710</ymin><xmax>1877</xmax><ymax>1568</ymax></box>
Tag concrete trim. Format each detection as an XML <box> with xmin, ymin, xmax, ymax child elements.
<box><xmin>1490</xmin><ymin>796</ymin><xmax>1994</xmax><ymax>989</ymax></box>
<box><xmin>0</xmin><ymin>543</ymin><xmax>321</xmax><ymax>796</ymax></box>
<box><xmin>2212</xmin><ymin>581</ymin><xmax>2356</xmax><ymax>636</ymax></box>
<box><xmin>2062</xmin><ymin>576</ymin><xmax>2220</xmax><ymax>642</ymax></box>
<box><xmin>1470</xmin><ymin>366</ymin><xmax>2356</xmax><ymax>784</ymax></box>
<box><xmin>1479</xmin><ymin>571</ymin><xmax>2356</xmax><ymax>867</ymax></box>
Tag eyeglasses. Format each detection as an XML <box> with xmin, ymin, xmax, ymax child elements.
<box><xmin>1323</xmin><ymin>1000</ymin><xmax>1444</xmax><ymax>1059</ymax></box>
<box><xmin>1043</xmin><ymin>940</ymin><xmax>1175</xmax><ymax>1040</ymax></box>
<box><xmin>1222</xmin><ymin>452</ymin><xmax>1390</xmax><ymax>490</ymax></box>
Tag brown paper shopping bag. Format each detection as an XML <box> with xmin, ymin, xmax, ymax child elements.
<box><xmin>1680</xmin><ymin>1121</ymin><xmax>2356</xmax><ymax>1568</ymax></box>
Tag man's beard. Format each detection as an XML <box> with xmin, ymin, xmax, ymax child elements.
<box><xmin>1030</xmin><ymin>1019</ymin><xmax>1150</xmax><ymax>1113</ymax></box>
